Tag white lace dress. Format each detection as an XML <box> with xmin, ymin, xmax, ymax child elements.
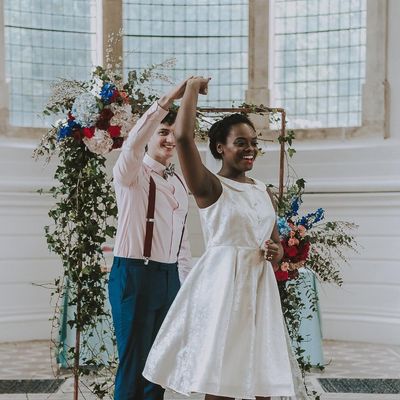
<box><xmin>143</xmin><ymin>176</ymin><xmax>309</xmax><ymax>399</ymax></box>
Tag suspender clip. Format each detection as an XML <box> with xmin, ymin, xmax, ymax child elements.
<box><xmin>144</xmin><ymin>257</ymin><xmax>150</xmax><ymax>265</ymax></box>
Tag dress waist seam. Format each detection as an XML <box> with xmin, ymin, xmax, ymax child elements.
<box><xmin>207</xmin><ymin>244</ymin><xmax>263</xmax><ymax>251</ymax></box>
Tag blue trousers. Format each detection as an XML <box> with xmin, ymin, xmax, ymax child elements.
<box><xmin>108</xmin><ymin>257</ymin><xmax>180</xmax><ymax>400</ymax></box>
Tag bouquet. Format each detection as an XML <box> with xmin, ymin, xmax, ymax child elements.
<box><xmin>274</xmin><ymin>179</ymin><xmax>356</xmax><ymax>285</ymax></box>
<box><xmin>276</xmin><ymin>204</ymin><xmax>324</xmax><ymax>282</ymax></box>
<box><xmin>34</xmin><ymin>59</ymin><xmax>176</xmax><ymax>160</ymax></box>
<box><xmin>37</xmin><ymin>66</ymin><xmax>145</xmax><ymax>157</ymax></box>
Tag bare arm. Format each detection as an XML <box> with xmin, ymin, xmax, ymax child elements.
<box><xmin>174</xmin><ymin>77</ymin><xmax>222</xmax><ymax>208</ymax></box>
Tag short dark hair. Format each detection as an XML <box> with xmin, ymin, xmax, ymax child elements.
<box><xmin>208</xmin><ymin>114</ymin><xmax>256</xmax><ymax>159</ymax></box>
<box><xmin>161</xmin><ymin>109</ymin><xmax>177</xmax><ymax>126</ymax></box>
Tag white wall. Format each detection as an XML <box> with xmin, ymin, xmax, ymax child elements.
<box><xmin>0</xmin><ymin>140</ymin><xmax>61</xmax><ymax>341</ymax></box>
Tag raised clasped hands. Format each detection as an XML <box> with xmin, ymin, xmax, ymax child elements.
<box><xmin>187</xmin><ymin>76</ymin><xmax>211</xmax><ymax>95</ymax></box>
<box><xmin>159</xmin><ymin>76</ymin><xmax>194</xmax><ymax>110</ymax></box>
<box><xmin>159</xmin><ymin>76</ymin><xmax>210</xmax><ymax>110</ymax></box>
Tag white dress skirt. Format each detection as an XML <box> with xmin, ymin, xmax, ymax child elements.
<box><xmin>143</xmin><ymin>176</ymin><xmax>309</xmax><ymax>399</ymax></box>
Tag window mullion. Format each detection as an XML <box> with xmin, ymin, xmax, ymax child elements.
<box><xmin>102</xmin><ymin>0</ymin><xmax>123</xmax><ymax>71</ymax></box>
<box><xmin>0</xmin><ymin>3</ymin><xmax>10</xmax><ymax>135</ymax></box>
<box><xmin>246</xmin><ymin>0</ymin><xmax>271</xmax><ymax>106</ymax></box>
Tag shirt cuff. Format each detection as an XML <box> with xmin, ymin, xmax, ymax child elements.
<box><xmin>123</xmin><ymin>101</ymin><xmax>169</xmax><ymax>150</ymax></box>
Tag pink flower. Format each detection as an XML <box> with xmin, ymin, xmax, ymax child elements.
<box><xmin>288</xmin><ymin>238</ymin><xmax>299</xmax><ymax>247</ymax></box>
<box><xmin>281</xmin><ymin>262</ymin><xmax>289</xmax><ymax>271</ymax></box>
<box><xmin>297</xmin><ymin>225</ymin><xmax>307</xmax><ymax>237</ymax></box>
<box><xmin>289</xmin><ymin>230</ymin><xmax>296</xmax><ymax>238</ymax></box>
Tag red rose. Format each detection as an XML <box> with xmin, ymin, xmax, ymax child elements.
<box><xmin>83</xmin><ymin>127</ymin><xmax>95</xmax><ymax>139</ymax></box>
<box><xmin>108</xmin><ymin>125</ymin><xmax>121</xmax><ymax>138</ymax></box>
<box><xmin>96</xmin><ymin>108</ymin><xmax>114</xmax><ymax>130</ymax></box>
<box><xmin>100</xmin><ymin>108</ymin><xmax>114</xmax><ymax>120</ymax></box>
<box><xmin>297</xmin><ymin>241</ymin><xmax>310</xmax><ymax>261</ymax></box>
<box><xmin>68</xmin><ymin>112</ymin><xmax>75</xmax><ymax>121</ymax></box>
<box><xmin>286</xmin><ymin>245</ymin><xmax>298</xmax><ymax>258</ymax></box>
<box><xmin>112</xmin><ymin>137</ymin><xmax>124</xmax><ymax>149</ymax></box>
<box><xmin>96</xmin><ymin>119</ymin><xmax>109</xmax><ymax>130</ymax></box>
<box><xmin>275</xmin><ymin>270</ymin><xmax>289</xmax><ymax>282</ymax></box>
<box><xmin>288</xmin><ymin>269</ymin><xmax>299</xmax><ymax>280</ymax></box>
<box><xmin>111</xmin><ymin>90</ymin><xmax>120</xmax><ymax>103</ymax></box>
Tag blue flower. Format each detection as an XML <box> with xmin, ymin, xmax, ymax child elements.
<box><xmin>57</xmin><ymin>125</ymin><xmax>72</xmax><ymax>141</ymax></box>
<box><xmin>67</xmin><ymin>119</ymin><xmax>79</xmax><ymax>129</ymax></box>
<box><xmin>100</xmin><ymin>83</ymin><xmax>116</xmax><ymax>104</ymax></box>
<box><xmin>291</xmin><ymin>196</ymin><xmax>301</xmax><ymax>216</ymax></box>
<box><xmin>284</xmin><ymin>196</ymin><xmax>302</xmax><ymax>219</ymax></box>
<box><xmin>278</xmin><ymin>217</ymin><xmax>291</xmax><ymax>237</ymax></box>
<box><xmin>298</xmin><ymin>208</ymin><xmax>325</xmax><ymax>229</ymax></box>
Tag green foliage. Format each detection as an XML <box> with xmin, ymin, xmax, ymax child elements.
<box><xmin>275</xmin><ymin>177</ymin><xmax>357</xmax><ymax>399</ymax></box>
<box><xmin>35</xmin><ymin>57</ymin><xmax>175</xmax><ymax>398</ymax></box>
<box><xmin>38</xmin><ymin>138</ymin><xmax>118</xmax><ymax>397</ymax></box>
<box><xmin>276</xmin><ymin>178</ymin><xmax>305</xmax><ymax>217</ymax></box>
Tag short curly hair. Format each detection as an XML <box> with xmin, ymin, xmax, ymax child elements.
<box><xmin>208</xmin><ymin>114</ymin><xmax>256</xmax><ymax>159</ymax></box>
<box><xmin>161</xmin><ymin>109</ymin><xmax>177</xmax><ymax>126</ymax></box>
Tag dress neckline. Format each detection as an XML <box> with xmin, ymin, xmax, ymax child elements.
<box><xmin>217</xmin><ymin>175</ymin><xmax>266</xmax><ymax>192</ymax></box>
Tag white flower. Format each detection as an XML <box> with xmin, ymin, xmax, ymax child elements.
<box><xmin>54</xmin><ymin>118</ymin><xmax>68</xmax><ymax>128</ymax></box>
<box><xmin>82</xmin><ymin>129</ymin><xmax>114</xmax><ymax>155</ymax></box>
<box><xmin>90</xmin><ymin>75</ymin><xmax>103</xmax><ymax>99</ymax></box>
<box><xmin>72</xmin><ymin>93</ymin><xmax>99</xmax><ymax>127</ymax></box>
<box><xmin>110</xmin><ymin>103</ymin><xmax>137</xmax><ymax>137</ymax></box>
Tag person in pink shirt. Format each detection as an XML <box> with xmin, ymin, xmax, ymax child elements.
<box><xmin>108</xmin><ymin>79</ymin><xmax>192</xmax><ymax>400</ymax></box>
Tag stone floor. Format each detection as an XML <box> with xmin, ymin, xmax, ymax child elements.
<box><xmin>0</xmin><ymin>340</ymin><xmax>399</xmax><ymax>399</ymax></box>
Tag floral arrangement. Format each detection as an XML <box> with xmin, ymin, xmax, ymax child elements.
<box><xmin>276</xmin><ymin>205</ymin><xmax>324</xmax><ymax>282</ymax></box>
<box><xmin>271</xmin><ymin>177</ymin><xmax>358</xmax><ymax>399</ymax></box>
<box><xmin>275</xmin><ymin>178</ymin><xmax>357</xmax><ymax>286</ymax></box>
<box><xmin>36</xmin><ymin>66</ymin><xmax>157</xmax><ymax>159</ymax></box>
<box><xmin>34</xmin><ymin>59</ymin><xmax>173</xmax><ymax>399</ymax></box>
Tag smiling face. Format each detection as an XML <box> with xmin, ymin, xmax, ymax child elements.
<box><xmin>147</xmin><ymin>122</ymin><xmax>176</xmax><ymax>166</ymax></box>
<box><xmin>217</xmin><ymin>123</ymin><xmax>258</xmax><ymax>172</ymax></box>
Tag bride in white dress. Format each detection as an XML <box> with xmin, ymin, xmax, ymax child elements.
<box><xmin>143</xmin><ymin>77</ymin><xmax>309</xmax><ymax>400</ymax></box>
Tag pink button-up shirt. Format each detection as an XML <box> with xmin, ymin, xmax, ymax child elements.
<box><xmin>113</xmin><ymin>102</ymin><xmax>192</xmax><ymax>282</ymax></box>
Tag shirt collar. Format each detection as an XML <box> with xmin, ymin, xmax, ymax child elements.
<box><xmin>143</xmin><ymin>153</ymin><xmax>167</xmax><ymax>177</ymax></box>
<box><xmin>217</xmin><ymin>175</ymin><xmax>266</xmax><ymax>192</ymax></box>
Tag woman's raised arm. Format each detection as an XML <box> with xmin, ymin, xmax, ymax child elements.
<box><xmin>175</xmin><ymin>77</ymin><xmax>222</xmax><ymax>208</ymax></box>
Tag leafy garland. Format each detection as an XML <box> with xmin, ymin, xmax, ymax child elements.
<box><xmin>44</xmin><ymin>141</ymin><xmax>117</xmax><ymax>397</ymax></box>
<box><xmin>34</xmin><ymin>63</ymin><xmax>171</xmax><ymax>398</ymax></box>
<box><xmin>274</xmin><ymin>174</ymin><xmax>358</xmax><ymax>399</ymax></box>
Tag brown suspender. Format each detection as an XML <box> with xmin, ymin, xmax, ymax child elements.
<box><xmin>173</xmin><ymin>173</ymin><xmax>188</xmax><ymax>258</ymax></box>
<box><xmin>143</xmin><ymin>176</ymin><xmax>156</xmax><ymax>264</ymax></box>
<box><xmin>143</xmin><ymin>174</ymin><xmax>188</xmax><ymax>265</ymax></box>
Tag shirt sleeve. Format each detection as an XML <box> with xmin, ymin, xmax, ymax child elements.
<box><xmin>113</xmin><ymin>101</ymin><xmax>169</xmax><ymax>187</ymax></box>
<box><xmin>177</xmin><ymin>222</ymin><xmax>192</xmax><ymax>284</ymax></box>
